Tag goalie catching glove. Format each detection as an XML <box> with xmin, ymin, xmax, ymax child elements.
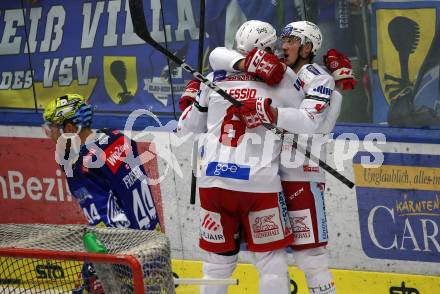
<box><xmin>323</xmin><ymin>49</ymin><xmax>356</xmax><ymax>90</ymax></box>
<box><xmin>179</xmin><ymin>79</ymin><xmax>201</xmax><ymax>111</ymax></box>
<box><xmin>236</xmin><ymin>97</ymin><xmax>276</xmax><ymax>128</ymax></box>
<box><xmin>244</xmin><ymin>48</ymin><xmax>285</xmax><ymax>85</ymax></box>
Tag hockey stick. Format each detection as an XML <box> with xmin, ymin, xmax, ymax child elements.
<box><xmin>128</xmin><ymin>0</ymin><xmax>354</xmax><ymax>189</ymax></box>
<box><xmin>189</xmin><ymin>0</ymin><xmax>206</xmax><ymax>205</ymax></box>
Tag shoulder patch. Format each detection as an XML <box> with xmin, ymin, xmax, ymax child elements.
<box><xmin>306</xmin><ymin>65</ymin><xmax>321</xmax><ymax>75</ymax></box>
<box><xmin>213</xmin><ymin>70</ymin><xmax>227</xmax><ymax>82</ymax></box>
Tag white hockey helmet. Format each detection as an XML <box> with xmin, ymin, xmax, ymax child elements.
<box><xmin>235</xmin><ymin>20</ymin><xmax>277</xmax><ymax>55</ymax></box>
<box><xmin>280</xmin><ymin>21</ymin><xmax>323</xmax><ymax>54</ymax></box>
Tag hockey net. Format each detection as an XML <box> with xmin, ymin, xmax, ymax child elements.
<box><xmin>0</xmin><ymin>224</ymin><xmax>175</xmax><ymax>294</ymax></box>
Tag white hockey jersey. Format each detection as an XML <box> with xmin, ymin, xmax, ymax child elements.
<box><xmin>208</xmin><ymin>47</ymin><xmax>343</xmax><ymax>182</ymax></box>
<box><xmin>178</xmin><ymin>71</ymin><xmax>289</xmax><ymax>193</ymax></box>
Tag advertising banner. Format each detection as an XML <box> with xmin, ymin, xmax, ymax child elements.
<box><xmin>371</xmin><ymin>1</ymin><xmax>440</xmax><ymax>126</ymax></box>
<box><xmin>0</xmin><ymin>136</ymin><xmax>163</xmax><ymax>227</ymax></box>
<box><xmin>353</xmin><ymin>152</ymin><xmax>440</xmax><ymax>263</ymax></box>
<box><xmin>0</xmin><ymin>0</ymin><xmax>296</xmax><ymax>120</ymax></box>
<box><xmin>0</xmin><ymin>0</ymin><xmax>203</xmax><ymax>113</ymax></box>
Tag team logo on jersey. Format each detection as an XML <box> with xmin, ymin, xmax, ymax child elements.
<box><xmin>205</xmin><ymin>162</ymin><xmax>250</xmax><ymax>180</ymax></box>
<box><xmin>249</xmin><ymin>208</ymin><xmax>283</xmax><ymax>244</ymax></box>
<box><xmin>103</xmin><ymin>56</ymin><xmax>138</xmax><ymax>104</ymax></box>
<box><xmin>107</xmin><ymin>191</ymin><xmax>131</xmax><ymax>228</ymax></box>
<box><xmin>376</xmin><ymin>8</ymin><xmax>435</xmax><ymax>104</ymax></box>
<box><xmin>289</xmin><ymin>209</ymin><xmax>315</xmax><ymax>245</ymax></box>
<box><xmin>200</xmin><ymin>209</ymin><xmax>225</xmax><ymax>243</ymax></box>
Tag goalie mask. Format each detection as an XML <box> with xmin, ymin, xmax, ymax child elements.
<box><xmin>235</xmin><ymin>20</ymin><xmax>277</xmax><ymax>55</ymax></box>
<box><xmin>280</xmin><ymin>21</ymin><xmax>322</xmax><ymax>54</ymax></box>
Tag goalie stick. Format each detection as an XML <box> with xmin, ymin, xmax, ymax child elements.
<box><xmin>128</xmin><ymin>0</ymin><xmax>354</xmax><ymax>189</ymax></box>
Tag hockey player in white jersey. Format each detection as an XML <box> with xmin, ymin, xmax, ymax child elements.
<box><xmin>178</xmin><ymin>20</ymin><xmax>294</xmax><ymax>294</ymax></box>
<box><xmin>207</xmin><ymin>20</ymin><xmax>356</xmax><ymax>294</ymax></box>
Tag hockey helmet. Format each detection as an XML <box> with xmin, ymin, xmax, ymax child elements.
<box><xmin>280</xmin><ymin>21</ymin><xmax>322</xmax><ymax>54</ymax></box>
<box><xmin>43</xmin><ymin>94</ymin><xmax>93</xmax><ymax>129</ymax></box>
<box><xmin>235</xmin><ymin>20</ymin><xmax>277</xmax><ymax>55</ymax></box>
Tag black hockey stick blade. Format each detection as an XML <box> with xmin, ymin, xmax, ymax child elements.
<box><xmin>128</xmin><ymin>0</ymin><xmax>354</xmax><ymax>189</ymax></box>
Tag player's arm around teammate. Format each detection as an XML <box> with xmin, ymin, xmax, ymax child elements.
<box><xmin>209</xmin><ymin>20</ymin><xmax>356</xmax><ymax>294</ymax></box>
<box><xmin>179</xmin><ymin>20</ymin><xmax>295</xmax><ymax>294</ymax></box>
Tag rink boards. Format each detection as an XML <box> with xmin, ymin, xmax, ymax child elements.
<box><xmin>1</xmin><ymin>258</ymin><xmax>438</xmax><ymax>293</ymax></box>
<box><xmin>0</xmin><ymin>127</ymin><xmax>439</xmax><ymax>289</ymax></box>
<box><xmin>172</xmin><ymin>260</ymin><xmax>440</xmax><ymax>294</ymax></box>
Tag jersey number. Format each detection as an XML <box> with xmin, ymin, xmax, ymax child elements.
<box><xmin>83</xmin><ymin>203</ymin><xmax>100</xmax><ymax>224</ymax></box>
<box><xmin>219</xmin><ymin>106</ymin><xmax>246</xmax><ymax>147</ymax></box>
<box><xmin>132</xmin><ymin>180</ymin><xmax>156</xmax><ymax>229</ymax></box>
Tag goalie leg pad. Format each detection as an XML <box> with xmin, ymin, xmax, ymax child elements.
<box><xmin>200</xmin><ymin>253</ymin><xmax>238</xmax><ymax>294</ymax></box>
<box><xmin>253</xmin><ymin>249</ymin><xmax>290</xmax><ymax>293</ymax></box>
<box><xmin>293</xmin><ymin>247</ymin><xmax>336</xmax><ymax>294</ymax></box>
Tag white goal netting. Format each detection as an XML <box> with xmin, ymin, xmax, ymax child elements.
<box><xmin>0</xmin><ymin>224</ymin><xmax>175</xmax><ymax>294</ymax></box>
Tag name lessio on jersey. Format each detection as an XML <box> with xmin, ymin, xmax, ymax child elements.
<box><xmin>225</xmin><ymin>88</ymin><xmax>256</xmax><ymax>101</ymax></box>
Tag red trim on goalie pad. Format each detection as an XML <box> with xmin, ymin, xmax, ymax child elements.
<box><xmin>282</xmin><ymin>181</ymin><xmax>329</xmax><ymax>250</ymax></box>
<box><xmin>0</xmin><ymin>247</ymin><xmax>144</xmax><ymax>294</ymax></box>
<box><xmin>199</xmin><ymin>187</ymin><xmax>293</xmax><ymax>253</ymax></box>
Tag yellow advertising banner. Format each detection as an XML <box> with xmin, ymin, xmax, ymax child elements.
<box><xmin>172</xmin><ymin>260</ymin><xmax>440</xmax><ymax>294</ymax></box>
<box><xmin>376</xmin><ymin>8</ymin><xmax>436</xmax><ymax>103</ymax></box>
<box><xmin>353</xmin><ymin>163</ymin><xmax>440</xmax><ymax>191</ymax></box>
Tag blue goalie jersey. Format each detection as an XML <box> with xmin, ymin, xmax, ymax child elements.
<box><xmin>67</xmin><ymin>129</ymin><xmax>159</xmax><ymax>231</ymax></box>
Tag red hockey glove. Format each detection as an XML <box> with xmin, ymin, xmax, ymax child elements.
<box><xmin>179</xmin><ymin>79</ymin><xmax>201</xmax><ymax>111</ymax></box>
<box><xmin>236</xmin><ymin>98</ymin><xmax>262</xmax><ymax>129</ymax></box>
<box><xmin>256</xmin><ymin>97</ymin><xmax>276</xmax><ymax>124</ymax></box>
<box><xmin>244</xmin><ymin>48</ymin><xmax>285</xmax><ymax>86</ymax></box>
<box><xmin>323</xmin><ymin>49</ymin><xmax>356</xmax><ymax>90</ymax></box>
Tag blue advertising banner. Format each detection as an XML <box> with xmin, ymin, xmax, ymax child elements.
<box><xmin>0</xmin><ymin>0</ymin><xmax>205</xmax><ymax>114</ymax></box>
<box><xmin>0</xmin><ymin>0</ymin><xmax>297</xmax><ymax>119</ymax></box>
<box><xmin>353</xmin><ymin>152</ymin><xmax>440</xmax><ymax>263</ymax></box>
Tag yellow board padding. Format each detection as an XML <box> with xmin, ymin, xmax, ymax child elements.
<box><xmin>353</xmin><ymin>163</ymin><xmax>440</xmax><ymax>191</ymax></box>
<box><xmin>0</xmin><ymin>257</ymin><xmax>83</xmax><ymax>290</ymax></box>
<box><xmin>172</xmin><ymin>259</ymin><xmax>440</xmax><ymax>294</ymax></box>
<box><xmin>0</xmin><ymin>79</ymin><xmax>97</xmax><ymax>109</ymax></box>
<box><xmin>2</xmin><ymin>257</ymin><xmax>439</xmax><ymax>293</ymax></box>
